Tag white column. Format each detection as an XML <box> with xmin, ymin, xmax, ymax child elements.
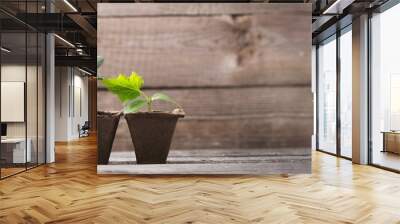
<box><xmin>46</xmin><ymin>1</ymin><xmax>56</xmax><ymax>163</ymax></box>
<box><xmin>46</xmin><ymin>33</ymin><xmax>55</xmax><ymax>163</ymax></box>
<box><xmin>352</xmin><ymin>14</ymin><xmax>369</xmax><ymax>164</ymax></box>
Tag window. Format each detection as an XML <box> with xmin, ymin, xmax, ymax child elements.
<box><xmin>339</xmin><ymin>27</ymin><xmax>352</xmax><ymax>158</ymax></box>
<box><xmin>0</xmin><ymin>1</ymin><xmax>46</xmax><ymax>179</ymax></box>
<box><xmin>316</xmin><ymin>25</ymin><xmax>353</xmax><ymax>159</ymax></box>
<box><xmin>370</xmin><ymin>3</ymin><xmax>400</xmax><ymax>171</ymax></box>
<box><xmin>317</xmin><ymin>35</ymin><xmax>337</xmax><ymax>154</ymax></box>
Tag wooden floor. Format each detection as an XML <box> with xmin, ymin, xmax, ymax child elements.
<box><xmin>1</xmin><ymin>135</ymin><xmax>400</xmax><ymax>223</ymax></box>
<box><xmin>0</xmin><ymin>167</ymin><xmax>26</xmax><ymax>178</ymax></box>
<box><xmin>1</xmin><ymin>163</ymin><xmax>45</xmax><ymax>178</ymax></box>
<box><xmin>372</xmin><ymin>150</ymin><xmax>400</xmax><ymax>171</ymax></box>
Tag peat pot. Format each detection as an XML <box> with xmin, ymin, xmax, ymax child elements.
<box><xmin>124</xmin><ymin>112</ymin><xmax>184</xmax><ymax>164</ymax></box>
<box><xmin>97</xmin><ymin>111</ymin><xmax>121</xmax><ymax>164</ymax></box>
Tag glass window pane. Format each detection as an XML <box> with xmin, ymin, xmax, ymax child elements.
<box><xmin>371</xmin><ymin>4</ymin><xmax>400</xmax><ymax>171</ymax></box>
<box><xmin>38</xmin><ymin>32</ymin><xmax>45</xmax><ymax>165</ymax></box>
<box><xmin>27</xmin><ymin>30</ymin><xmax>38</xmax><ymax>169</ymax></box>
<box><xmin>318</xmin><ymin>36</ymin><xmax>337</xmax><ymax>154</ymax></box>
<box><xmin>0</xmin><ymin>1</ymin><xmax>46</xmax><ymax>179</ymax></box>
<box><xmin>340</xmin><ymin>28</ymin><xmax>352</xmax><ymax>158</ymax></box>
<box><xmin>27</xmin><ymin>0</ymin><xmax>39</xmax><ymax>169</ymax></box>
<box><xmin>1</xmin><ymin>24</ymin><xmax>27</xmax><ymax>177</ymax></box>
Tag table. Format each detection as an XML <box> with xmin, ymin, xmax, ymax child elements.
<box><xmin>382</xmin><ymin>131</ymin><xmax>400</xmax><ymax>154</ymax></box>
<box><xmin>1</xmin><ymin>138</ymin><xmax>32</xmax><ymax>164</ymax></box>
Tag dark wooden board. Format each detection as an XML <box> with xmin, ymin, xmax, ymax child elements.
<box><xmin>98</xmin><ymin>87</ymin><xmax>313</xmax><ymax>116</ymax></box>
<box><xmin>109</xmin><ymin>149</ymin><xmax>311</xmax><ymax>163</ymax></box>
<box><xmin>98</xmin><ymin>158</ymin><xmax>311</xmax><ymax>175</ymax></box>
<box><xmin>100</xmin><ymin>147</ymin><xmax>312</xmax><ymax>174</ymax></box>
<box><xmin>111</xmin><ymin>115</ymin><xmax>312</xmax><ymax>151</ymax></box>
<box><xmin>100</xmin><ymin>87</ymin><xmax>313</xmax><ymax>151</ymax></box>
<box><xmin>98</xmin><ymin>13</ymin><xmax>310</xmax><ymax>87</ymax></box>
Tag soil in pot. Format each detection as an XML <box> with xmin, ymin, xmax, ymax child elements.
<box><xmin>124</xmin><ymin>112</ymin><xmax>184</xmax><ymax>164</ymax></box>
<box><xmin>97</xmin><ymin>111</ymin><xmax>121</xmax><ymax>164</ymax></box>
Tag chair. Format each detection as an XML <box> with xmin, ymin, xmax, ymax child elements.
<box><xmin>79</xmin><ymin>121</ymin><xmax>90</xmax><ymax>138</ymax></box>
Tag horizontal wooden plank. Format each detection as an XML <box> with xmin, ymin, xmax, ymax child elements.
<box><xmin>172</xmin><ymin>115</ymin><xmax>312</xmax><ymax>149</ymax></box>
<box><xmin>110</xmin><ymin>115</ymin><xmax>312</xmax><ymax>152</ymax></box>
<box><xmin>98</xmin><ymin>157</ymin><xmax>311</xmax><ymax>174</ymax></box>
<box><xmin>98</xmin><ymin>13</ymin><xmax>310</xmax><ymax>87</ymax></box>
<box><xmin>109</xmin><ymin>149</ymin><xmax>311</xmax><ymax>163</ymax></box>
<box><xmin>98</xmin><ymin>3</ymin><xmax>311</xmax><ymax>17</ymax></box>
<box><xmin>109</xmin><ymin>155</ymin><xmax>310</xmax><ymax>164</ymax></box>
<box><xmin>98</xmin><ymin>87</ymin><xmax>313</xmax><ymax>116</ymax></box>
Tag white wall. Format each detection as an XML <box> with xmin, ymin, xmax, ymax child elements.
<box><xmin>55</xmin><ymin>67</ymin><xmax>89</xmax><ymax>141</ymax></box>
<box><xmin>71</xmin><ymin>72</ymin><xmax>89</xmax><ymax>138</ymax></box>
<box><xmin>55</xmin><ymin>67</ymin><xmax>69</xmax><ymax>141</ymax></box>
<box><xmin>1</xmin><ymin>65</ymin><xmax>36</xmax><ymax>138</ymax></box>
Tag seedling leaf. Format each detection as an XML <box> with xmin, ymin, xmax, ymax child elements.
<box><xmin>97</xmin><ymin>56</ymin><xmax>104</xmax><ymax>69</ymax></box>
<box><xmin>102</xmin><ymin>74</ymin><xmax>141</xmax><ymax>103</ymax></box>
<box><xmin>151</xmin><ymin>92</ymin><xmax>181</xmax><ymax>109</ymax></box>
<box><xmin>124</xmin><ymin>98</ymin><xmax>147</xmax><ymax>113</ymax></box>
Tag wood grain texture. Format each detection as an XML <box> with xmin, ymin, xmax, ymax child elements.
<box><xmin>99</xmin><ymin>87</ymin><xmax>313</xmax><ymax>151</ymax></box>
<box><xmin>172</xmin><ymin>115</ymin><xmax>311</xmax><ymax>149</ymax></box>
<box><xmin>111</xmin><ymin>114</ymin><xmax>312</xmax><ymax>151</ymax></box>
<box><xmin>98</xmin><ymin>159</ymin><xmax>311</xmax><ymax>175</ymax></box>
<box><xmin>98</xmin><ymin>13</ymin><xmax>310</xmax><ymax>87</ymax></box>
<box><xmin>97</xmin><ymin>3</ymin><xmax>312</xmax><ymax>163</ymax></box>
<box><xmin>98</xmin><ymin>3</ymin><xmax>310</xmax><ymax>17</ymax></box>
<box><xmin>109</xmin><ymin>148</ymin><xmax>312</xmax><ymax>161</ymax></box>
<box><xmin>100</xmin><ymin>149</ymin><xmax>311</xmax><ymax>174</ymax></box>
<box><xmin>98</xmin><ymin>87</ymin><xmax>312</xmax><ymax>115</ymax></box>
<box><xmin>2</xmin><ymin>136</ymin><xmax>400</xmax><ymax>223</ymax></box>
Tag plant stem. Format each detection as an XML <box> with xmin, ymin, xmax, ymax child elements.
<box><xmin>147</xmin><ymin>100</ymin><xmax>152</xmax><ymax>112</ymax></box>
<box><xmin>140</xmin><ymin>90</ymin><xmax>152</xmax><ymax>112</ymax></box>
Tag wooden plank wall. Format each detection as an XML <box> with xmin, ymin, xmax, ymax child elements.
<box><xmin>98</xmin><ymin>3</ymin><xmax>312</xmax><ymax>153</ymax></box>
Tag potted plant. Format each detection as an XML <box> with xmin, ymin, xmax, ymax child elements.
<box><xmin>102</xmin><ymin>72</ymin><xmax>184</xmax><ymax>164</ymax></box>
<box><xmin>97</xmin><ymin>56</ymin><xmax>122</xmax><ymax>165</ymax></box>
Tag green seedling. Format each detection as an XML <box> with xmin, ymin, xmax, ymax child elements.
<box><xmin>101</xmin><ymin>72</ymin><xmax>181</xmax><ymax>113</ymax></box>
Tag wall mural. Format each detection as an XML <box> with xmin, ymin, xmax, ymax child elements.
<box><xmin>97</xmin><ymin>3</ymin><xmax>312</xmax><ymax>174</ymax></box>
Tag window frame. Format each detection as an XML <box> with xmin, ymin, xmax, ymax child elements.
<box><xmin>315</xmin><ymin>23</ymin><xmax>353</xmax><ymax>161</ymax></box>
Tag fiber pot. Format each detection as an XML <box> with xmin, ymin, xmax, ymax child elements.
<box><xmin>97</xmin><ymin>111</ymin><xmax>121</xmax><ymax>164</ymax></box>
<box><xmin>125</xmin><ymin>112</ymin><xmax>184</xmax><ymax>164</ymax></box>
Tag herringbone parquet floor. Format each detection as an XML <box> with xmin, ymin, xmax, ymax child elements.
<box><xmin>1</xmin><ymin>135</ymin><xmax>400</xmax><ymax>224</ymax></box>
